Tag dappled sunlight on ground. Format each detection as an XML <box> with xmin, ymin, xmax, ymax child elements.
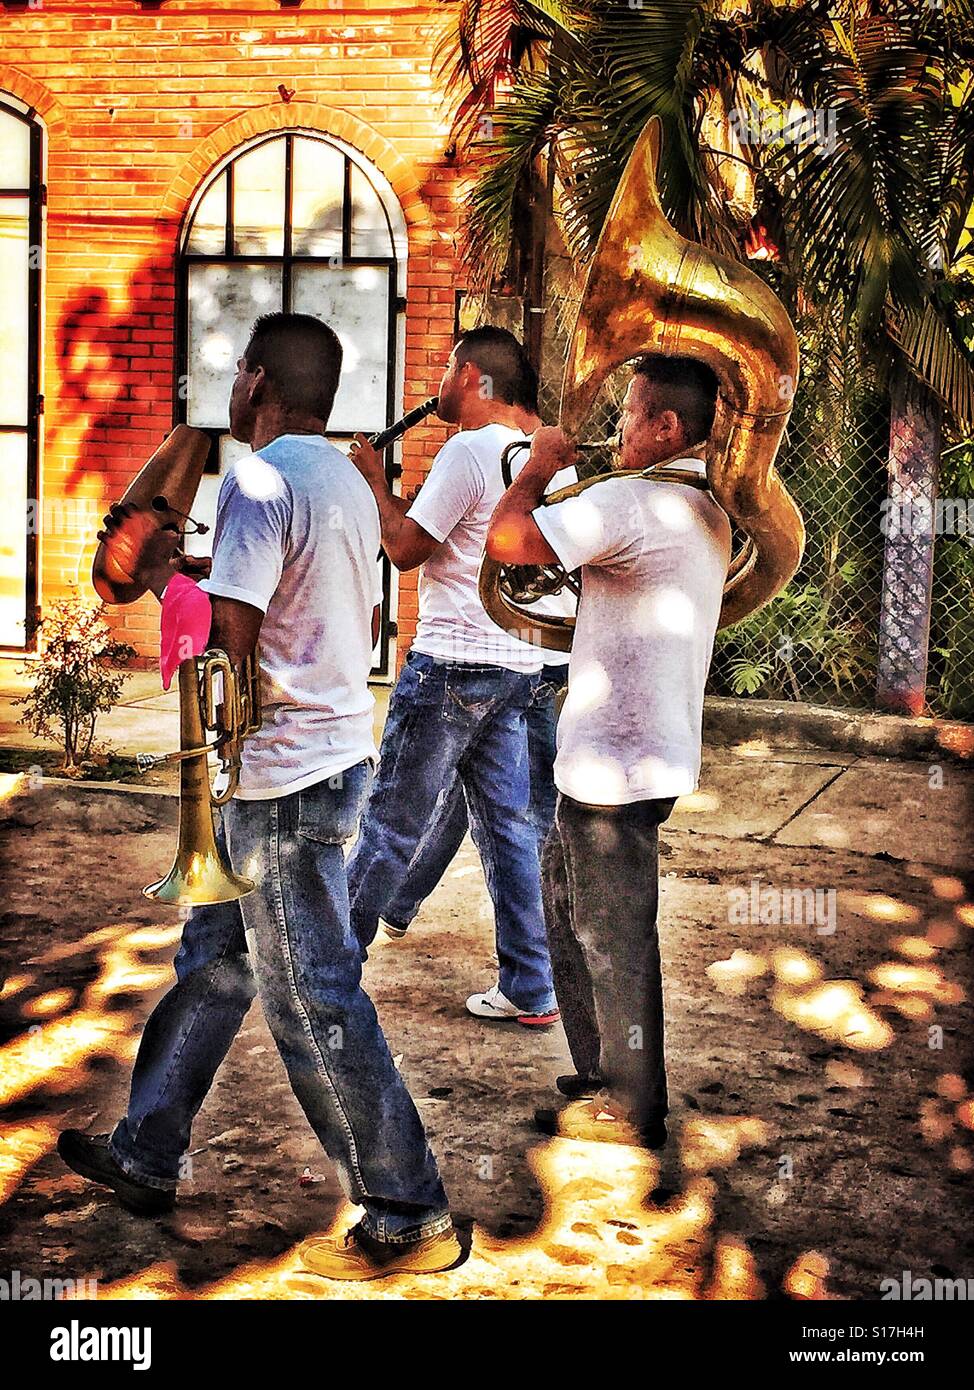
<box><xmin>919</xmin><ymin>1072</ymin><xmax>974</xmax><ymax>1174</ymax></box>
<box><xmin>1</xmin><ymin>784</ymin><xmax>968</xmax><ymax>1302</ymax></box>
<box><xmin>771</xmin><ymin>980</ymin><xmax>894</xmax><ymax>1050</ymax></box>
<box><xmin>0</xmin><ymin>922</ymin><xmax>181</xmax><ymax>1108</ymax></box>
<box><xmin>675</xmin><ymin>790</ymin><xmax>721</xmax><ymax>814</ymax></box>
<box><xmin>706</xmin><ymin>872</ymin><xmax>970</xmax><ymax>1054</ymax></box>
<box><xmin>83</xmin><ymin>1127</ymin><xmax>826</xmax><ymax>1302</ymax></box>
<box><xmin>0</xmin><ymin>772</ymin><xmax>26</xmax><ymax>804</ymax></box>
<box><xmin>0</xmin><ymin>1121</ymin><xmax>60</xmax><ymax>1204</ymax></box>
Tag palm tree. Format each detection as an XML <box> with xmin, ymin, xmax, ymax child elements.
<box><xmin>438</xmin><ymin>0</ymin><xmax>974</xmax><ymax>714</ymax></box>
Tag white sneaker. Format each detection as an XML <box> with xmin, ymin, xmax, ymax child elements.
<box><xmin>465</xmin><ymin>984</ymin><xmax>559</xmax><ymax>1027</ymax></box>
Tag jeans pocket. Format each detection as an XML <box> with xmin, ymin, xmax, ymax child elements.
<box><xmin>296</xmin><ymin>763</ymin><xmax>372</xmax><ymax>845</ymax></box>
<box><xmin>442</xmin><ymin>667</ymin><xmax>502</xmax><ymax>727</ymax></box>
<box><xmin>405</xmin><ymin>650</ymin><xmax>434</xmax><ymax>683</ymax></box>
<box><xmin>535</xmin><ymin>678</ymin><xmax>566</xmax><ymax>704</ymax></box>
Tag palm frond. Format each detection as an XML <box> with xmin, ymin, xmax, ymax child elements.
<box><xmin>433</xmin><ymin>0</ymin><xmax>565</xmax><ymax>149</ymax></box>
<box><xmin>461</xmin><ymin>67</ymin><xmax>562</xmax><ymax>288</ymax></box>
<box><xmin>890</xmin><ymin>303</ymin><xmax>974</xmax><ymax>433</ymax></box>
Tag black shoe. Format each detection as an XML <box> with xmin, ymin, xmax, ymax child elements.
<box><xmin>556</xmin><ymin>1072</ymin><xmax>603</xmax><ymax>1099</ymax></box>
<box><xmin>57</xmin><ymin>1131</ymin><xmax>175</xmax><ymax>1216</ymax></box>
<box><xmin>533</xmin><ymin>1101</ymin><xmax>668</xmax><ymax>1151</ymax></box>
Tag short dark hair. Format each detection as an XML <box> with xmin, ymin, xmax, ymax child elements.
<box><xmin>455</xmin><ymin>326</ymin><xmax>535</xmax><ymax>409</ymax></box>
<box><xmin>632</xmin><ymin>354</ymin><xmax>720</xmax><ymax>445</ymax></box>
<box><xmin>245</xmin><ymin>312</ymin><xmax>343</xmax><ymax>422</ymax></box>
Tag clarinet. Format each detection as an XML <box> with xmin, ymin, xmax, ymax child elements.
<box><xmin>368</xmin><ymin>397</ymin><xmax>439</xmax><ymax>450</ymax></box>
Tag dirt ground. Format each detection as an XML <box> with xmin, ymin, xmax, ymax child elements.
<box><xmin>0</xmin><ymin>750</ymin><xmax>972</xmax><ymax>1301</ymax></box>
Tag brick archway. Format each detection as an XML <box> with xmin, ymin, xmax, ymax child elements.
<box><xmin>0</xmin><ymin>64</ymin><xmax>66</xmax><ymax>135</ymax></box>
<box><xmin>157</xmin><ymin>102</ymin><xmax>433</xmax><ymax>245</ymax></box>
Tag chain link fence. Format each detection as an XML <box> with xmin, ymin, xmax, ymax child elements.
<box><xmin>470</xmin><ymin>283</ymin><xmax>973</xmax><ymax>720</ymax></box>
<box><xmin>534</xmin><ymin>284</ymin><xmax>974</xmax><ymax>721</ymax></box>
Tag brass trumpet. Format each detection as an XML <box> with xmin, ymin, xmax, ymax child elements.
<box><xmin>479</xmin><ymin>116</ymin><xmax>805</xmax><ymax>651</ymax></box>
<box><xmin>139</xmin><ymin>648</ymin><xmax>260</xmax><ymax>904</ymax></box>
<box><xmin>92</xmin><ymin>425</ymin><xmax>261</xmax><ymax>906</ymax></box>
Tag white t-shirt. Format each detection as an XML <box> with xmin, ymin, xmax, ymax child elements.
<box><xmin>200</xmin><ymin>435</ymin><xmax>382</xmax><ymax>800</ymax></box>
<box><xmin>408</xmin><ymin>423</ymin><xmax>576</xmax><ymax>672</ymax></box>
<box><xmin>533</xmin><ymin>458</ymin><xmax>731</xmax><ymax>804</ymax></box>
<box><xmin>522</xmin><ymin>468</ymin><xmax>577</xmax><ymax>670</ymax></box>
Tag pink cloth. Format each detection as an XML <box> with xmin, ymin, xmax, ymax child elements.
<box><xmin>159</xmin><ymin>571</ymin><xmax>212</xmax><ymax>691</ymax></box>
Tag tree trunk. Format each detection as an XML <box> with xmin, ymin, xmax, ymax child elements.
<box><xmin>521</xmin><ymin>156</ymin><xmax>551</xmax><ymax>378</ymax></box>
<box><xmin>876</xmin><ymin>368</ymin><xmax>942</xmax><ymax>716</ymax></box>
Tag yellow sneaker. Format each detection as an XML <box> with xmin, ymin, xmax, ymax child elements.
<box><xmin>298</xmin><ymin>1221</ymin><xmax>461</xmax><ymax>1281</ymax></box>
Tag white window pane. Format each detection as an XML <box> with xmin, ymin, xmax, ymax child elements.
<box><xmin>186</xmin><ymin>262</ymin><xmax>283</xmax><ymax>428</ymax></box>
<box><xmin>292</xmin><ymin>137</ymin><xmax>344</xmax><ymax>258</ymax></box>
<box><xmin>0</xmin><ymin>108</ymin><xmax>30</xmax><ymax>189</ymax></box>
<box><xmin>0</xmin><ymin>431</ymin><xmax>27</xmax><ymax>646</ymax></box>
<box><xmin>232</xmin><ymin>139</ymin><xmax>286</xmax><ymax>256</ymax></box>
<box><xmin>185</xmin><ymin>172</ymin><xmax>227</xmax><ymax>255</ymax></box>
<box><xmin>291</xmin><ymin>264</ymin><xmax>388</xmax><ymax>432</ymax></box>
<box><xmin>219</xmin><ymin>434</ymin><xmax>254</xmax><ymax>473</ymax></box>
<box><xmin>350</xmin><ymin>163</ymin><xmax>393</xmax><ymax>258</ymax></box>
<box><xmin>181</xmin><ymin>436</ymin><xmax>253</xmax><ymax>559</ymax></box>
<box><xmin>0</xmin><ymin>197</ymin><xmax>29</xmax><ymax>427</ymax></box>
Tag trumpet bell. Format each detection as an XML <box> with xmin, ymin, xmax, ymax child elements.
<box><xmin>142</xmin><ymin>659</ymin><xmax>256</xmax><ymax>906</ymax></box>
<box><xmin>143</xmin><ymin>849</ymin><xmax>255</xmax><ymax>906</ymax></box>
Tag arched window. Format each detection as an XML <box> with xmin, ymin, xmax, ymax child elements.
<box><xmin>0</xmin><ymin>95</ymin><xmax>42</xmax><ymax>650</ymax></box>
<box><xmin>177</xmin><ymin>131</ymin><xmax>407</xmax><ymax>673</ymax></box>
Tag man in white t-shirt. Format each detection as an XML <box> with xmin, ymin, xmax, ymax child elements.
<box><xmin>59</xmin><ymin>314</ymin><xmax>458</xmax><ymax>1282</ymax></box>
<box><xmin>486</xmin><ymin>353</ymin><xmax>731</xmax><ymax>1147</ymax></box>
<box><xmin>377</xmin><ymin>359</ymin><xmax>576</xmax><ymax>944</ymax></box>
<box><xmin>346</xmin><ymin>327</ymin><xmax>558</xmax><ymax>1025</ymax></box>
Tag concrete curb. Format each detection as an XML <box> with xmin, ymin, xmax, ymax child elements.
<box><xmin>2</xmin><ymin>700</ymin><xmax>972</xmax><ymax>807</ymax></box>
<box><xmin>703</xmin><ymin>696</ymin><xmax>974</xmax><ymax>763</ymax></box>
<box><xmin>0</xmin><ymin>772</ymin><xmax>177</xmax><ymax>825</ymax></box>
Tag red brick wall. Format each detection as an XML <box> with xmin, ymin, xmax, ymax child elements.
<box><xmin>0</xmin><ymin>0</ymin><xmax>464</xmax><ymax>666</ymax></box>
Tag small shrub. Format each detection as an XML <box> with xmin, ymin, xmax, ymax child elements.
<box><xmin>15</xmin><ymin>598</ymin><xmax>136</xmax><ymax>773</ymax></box>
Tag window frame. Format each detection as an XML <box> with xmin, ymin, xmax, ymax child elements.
<box><xmin>0</xmin><ymin>96</ymin><xmax>43</xmax><ymax>652</ymax></box>
<box><xmin>175</xmin><ymin>130</ymin><xmax>405</xmax><ymax>676</ymax></box>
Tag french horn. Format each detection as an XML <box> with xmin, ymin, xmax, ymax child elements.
<box><xmin>479</xmin><ymin>116</ymin><xmax>805</xmax><ymax>651</ymax></box>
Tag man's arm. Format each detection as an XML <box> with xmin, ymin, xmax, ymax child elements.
<box><xmin>208</xmin><ymin>596</ymin><xmax>263</xmax><ymax>668</ymax></box>
<box><xmin>350</xmin><ymin>434</ymin><xmax>440</xmax><ymax>571</ymax></box>
<box><xmin>486</xmin><ymin>426</ymin><xmax>573</xmax><ymax>565</ymax></box>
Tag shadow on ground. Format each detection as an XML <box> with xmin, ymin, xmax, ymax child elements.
<box><xmin>0</xmin><ymin>758</ymin><xmax>971</xmax><ymax>1300</ymax></box>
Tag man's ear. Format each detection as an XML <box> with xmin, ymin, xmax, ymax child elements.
<box><xmin>248</xmin><ymin>364</ymin><xmax>267</xmax><ymax>406</ymax></box>
<box><xmin>656</xmin><ymin>408</ymin><xmax>683</xmax><ymax>443</ymax></box>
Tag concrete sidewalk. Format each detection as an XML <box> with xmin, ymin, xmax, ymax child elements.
<box><xmin>0</xmin><ymin>657</ymin><xmax>391</xmax><ymax>759</ymax></box>
<box><xmin>2</xmin><ymin>656</ymin><xmax>970</xmax><ymax>871</ymax></box>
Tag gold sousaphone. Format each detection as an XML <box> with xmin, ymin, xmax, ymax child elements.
<box><xmin>92</xmin><ymin>426</ymin><xmax>261</xmax><ymax>906</ymax></box>
<box><xmin>479</xmin><ymin>116</ymin><xmax>805</xmax><ymax>650</ymax></box>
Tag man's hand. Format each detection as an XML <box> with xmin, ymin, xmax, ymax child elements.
<box><xmin>523</xmin><ymin>426</ymin><xmax>577</xmax><ymax>486</ymax></box>
<box><xmin>172</xmin><ymin>554</ymin><xmax>212</xmax><ymax>580</ymax></box>
<box><xmin>347</xmin><ymin>434</ymin><xmax>438</xmax><ymax>570</ymax></box>
<box><xmin>97</xmin><ymin>502</ymin><xmax>211</xmax><ymax>599</ymax></box>
<box><xmin>349</xmin><ymin>433</ymin><xmax>387</xmax><ymax>492</ymax></box>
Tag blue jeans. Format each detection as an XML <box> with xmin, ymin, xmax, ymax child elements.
<box><xmin>110</xmin><ymin>761</ymin><xmax>450</xmax><ymax>1245</ymax></box>
<box><xmin>347</xmin><ymin>651</ymin><xmax>556</xmax><ymax>1014</ymax></box>
<box><xmin>383</xmin><ymin>663</ymin><xmax>567</xmax><ymax>933</ymax></box>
